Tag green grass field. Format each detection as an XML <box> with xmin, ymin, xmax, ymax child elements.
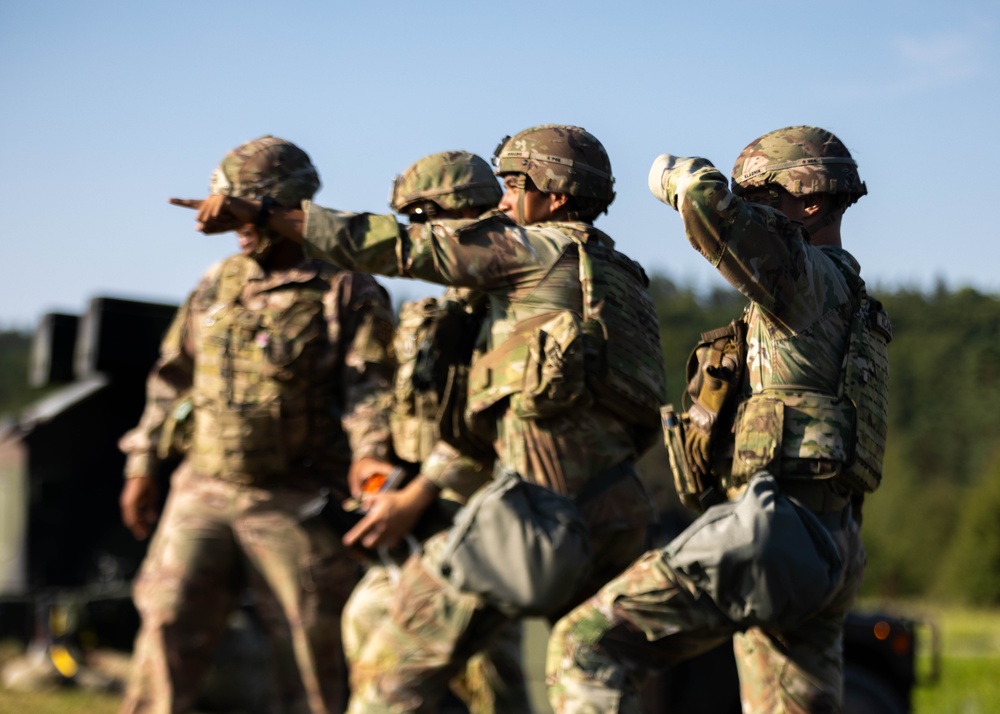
<box><xmin>2</xmin><ymin>604</ymin><xmax>999</xmax><ymax>713</ymax></box>
<box><xmin>908</xmin><ymin>603</ymin><xmax>1000</xmax><ymax>713</ymax></box>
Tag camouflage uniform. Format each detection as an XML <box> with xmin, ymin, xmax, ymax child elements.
<box><xmin>119</xmin><ymin>137</ymin><xmax>396</xmax><ymax>714</ymax></box>
<box><xmin>548</xmin><ymin>127</ymin><xmax>880</xmax><ymax>713</ymax></box>
<box><xmin>300</xmin><ymin>127</ymin><xmax>660</xmax><ymax>713</ymax></box>
<box><xmin>341</xmin><ymin>152</ymin><xmax>532</xmax><ymax>714</ymax></box>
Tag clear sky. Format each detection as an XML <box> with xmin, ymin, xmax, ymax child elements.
<box><xmin>2</xmin><ymin>0</ymin><xmax>998</xmax><ymax>329</ymax></box>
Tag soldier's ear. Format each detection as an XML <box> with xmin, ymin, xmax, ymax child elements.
<box><xmin>803</xmin><ymin>194</ymin><xmax>826</xmax><ymax>217</ymax></box>
<box><xmin>547</xmin><ymin>192</ymin><xmax>570</xmax><ymax>212</ymax></box>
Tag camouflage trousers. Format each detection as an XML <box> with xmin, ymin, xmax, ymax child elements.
<box><xmin>343</xmin><ymin>557</ymin><xmax>531</xmax><ymax>714</ymax></box>
<box><xmin>345</xmin><ymin>523</ymin><xmax>648</xmax><ymax>714</ymax></box>
<box><xmin>547</xmin><ymin>474</ymin><xmax>866</xmax><ymax>714</ymax></box>
<box><xmin>121</xmin><ymin>463</ymin><xmax>363</xmax><ymax>714</ymax></box>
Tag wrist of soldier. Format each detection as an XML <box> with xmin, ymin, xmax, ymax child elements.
<box><xmin>409</xmin><ymin>475</ymin><xmax>441</xmax><ymax>507</ymax></box>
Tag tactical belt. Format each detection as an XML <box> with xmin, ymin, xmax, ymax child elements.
<box><xmin>780</xmin><ymin>457</ymin><xmax>842</xmax><ymax>479</ymax></box>
<box><xmin>778</xmin><ymin>475</ymin><xmax>852</xmax><ymax>513</ymax></box>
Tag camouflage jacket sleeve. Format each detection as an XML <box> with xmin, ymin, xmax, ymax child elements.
<box><xmin>419</xmin><ymin>439</ymin><xmax>494</xmax><ymax>502</ymax></box>
<box><xmin>303</xmin><ymin>203</ymin><xmax>566</xmax><ymax>291</ymax></box>
<box><xmin>118</xmin><ymin>297</ymin><xmax>195</xmax><ymax>478</ymax></box>
<box><xmin>648</xmin><ymin>155</ymin><xmax>850</xmax><ymax>331</ymax></box>
<box><xmin>327</xmin><ymin>270</ymin><xmax>396</xmax><ymax>462</ymax></box>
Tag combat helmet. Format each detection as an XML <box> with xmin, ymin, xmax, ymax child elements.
<box><xmin>390</xmin><ymin>151</ymin><xmax>501</xmax><ymax>216</ymax></box>
<box><xmin>492</xmin><ymin>124</ymin><xmax>616</xmax><ymax>218</ymax></box>
<box><xmin>209</xmin><ymin>135</ymin><xmax>321</xmax><ymax>208</ymax></box>
<box><xmin>730</xmin><ymin>126</ymin><xmax>867</xmax><ymax>209</ymax></box>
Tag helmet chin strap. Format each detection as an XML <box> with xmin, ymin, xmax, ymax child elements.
<box><xmin>515</xmin><ymin>174</ymin><xmax>529</xmax><ymax>226</ymax></box>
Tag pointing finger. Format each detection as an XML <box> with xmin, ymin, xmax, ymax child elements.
<box><xmin>169</xmin><ymin>198</ymin><xmax>203</xmax><ymax>209</ymax></box>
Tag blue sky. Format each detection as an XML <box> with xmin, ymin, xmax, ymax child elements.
<box><xmin>2</xmin><ymin>0</ymin><xmax>998</xmax><ymax>329</ymax></box>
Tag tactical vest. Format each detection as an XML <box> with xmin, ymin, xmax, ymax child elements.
<box><xmin>568</xmin><ymin>225</ymin><xmax>667</xmax><ymax>451</ymax></box>
<box><xmin>466</xmin><ymin>224</ymin><xmax>666</xmax><ymax>451</ymax></box>
<box><xmin>189</xmin><ymin>256</ymin><xmax>344</xmax><ymax>484</ymax></box>
<box><xmin>827</xmin><ymin>252</ymin><xmax>892</xmax><ymax>493</ymax></box>
<box><xmin>390</xmin><ymin>291</ymin><xmax>490</xmax><ymax>464</ymax></box>
<box><xmin>730</xmin><ymin>252</ymin><xmax>891</xmax><ymax>493</ymax></box>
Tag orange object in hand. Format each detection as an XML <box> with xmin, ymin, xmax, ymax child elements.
<box><xmin>362</xmin><ymin>473</ymin><xmax>388</xmax><ymax>495</ymax></box>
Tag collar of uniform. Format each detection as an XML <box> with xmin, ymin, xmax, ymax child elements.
<box><xmin>817</xmin><ymin>245</ymin><xmax>861</xmax><ymax>274</ymax></box>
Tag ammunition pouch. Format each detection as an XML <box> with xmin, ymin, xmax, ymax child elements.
<box><xmin>513</xmin><ymin>311</ymin><xmax>590</xmax><ymax>419</ymax></box>
<box><xmin>467</xmin><ymin>311</ymin><xmax>589</xmax><ymax>419</ymax></box>
<box><xmin>730</xmin><ymin>391</ymin><xmax>856</xmax><ymax>489</ymax></box>
<box><xmin>731</xmin><ymin>395</ymin><xmax>785</xmax><ymax>483</ymax></box>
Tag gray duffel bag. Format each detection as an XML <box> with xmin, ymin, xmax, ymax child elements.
<box><xmin>434</xmin><ymin>465</ymin><xmax>592</xmax><ymax>617</ymax></box>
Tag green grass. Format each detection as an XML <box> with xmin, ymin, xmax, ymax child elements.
<box><xmin>905</xmin><ymin>603</ymin><xmax>1000</xmax><ymax>713</ymax></box>
<box><xmin>0</xmin><ymin>688</ymin><xmax>120</xmax><ymax>714</ymax></box>
<box><xmin>914</xmin><ymin>655</ymin><xmax>1000</xmax><ymax>714</ymax></box>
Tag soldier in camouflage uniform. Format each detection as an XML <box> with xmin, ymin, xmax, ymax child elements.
<box><xmin>340</xmin><ymin>150</ymin><xmax>533</xmax><ymax>714</ymax></box>
<box><xmin>547</xmin><ymin>126</ymin><xmax>888</xmax><ymax>713</ymax></box>
<box><xmin>172</xmin><ymin>124</ymin><xmax>664</xmax><ymax>713</ymax></box>
<box><xmin>119</xmin><ymin>136</ymin><xmax>396</xmax><ymax>714</ymax></box>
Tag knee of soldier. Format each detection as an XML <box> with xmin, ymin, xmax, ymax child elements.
<box><xmin>132</xmin><ymin>572</ymin><xmax>190</xmax><ymax>620</ymax></box>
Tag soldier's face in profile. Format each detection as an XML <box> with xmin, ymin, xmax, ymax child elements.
<box><xmin>499</xmin><ymin>175</ymin><xmax>567</xmax><ymax>225</ymax></box>
<box><xmin>236</xmin><ymin>225</ymin><xmax>263</xmax><ymax>257</ymax></box>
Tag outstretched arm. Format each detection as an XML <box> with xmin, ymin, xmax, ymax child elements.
<box><xmin>169</xmin><ymin>196</ymin><xmax>306</xmax><ymax>242</ymax></box>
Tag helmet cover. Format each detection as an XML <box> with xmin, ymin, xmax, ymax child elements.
<box><xmin>210</xmin><ymin>135</ymin><xmax>320</xmax><ymax>208</ymax></box>
<box><xmin>390</xmin><ymin>151</ymin><xmax>501</xmax><ymax>213</ymax></box>
<box><xmin>731</xmin><ymin>125</ymin><xmax>866</xmax><ymax>207</ymax></box>
<box><xmin>492</xmin><ymin>124</ymin><xmax>615</xmax><ymax>208</ymax></box>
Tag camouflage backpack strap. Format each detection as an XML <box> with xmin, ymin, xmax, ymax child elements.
<box><xmin>825</xmin><ymin>251</ymin><xmax>892</xmax><ymax>493</ymax></box>
<box><xmin>565</xmin><ymin>226</ymin><xmax>668</xmax><ymax>452</ymax></box>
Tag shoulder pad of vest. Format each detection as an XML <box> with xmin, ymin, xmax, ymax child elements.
<box><xmin>450</xmin><ymin>209</ymin><xmax>516</xmax><ymax>240</ymax></box>
<box><xmin>549</xmin><ymin>222</ymin><xmax>616</xmax><ymax>250</ymax></box>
